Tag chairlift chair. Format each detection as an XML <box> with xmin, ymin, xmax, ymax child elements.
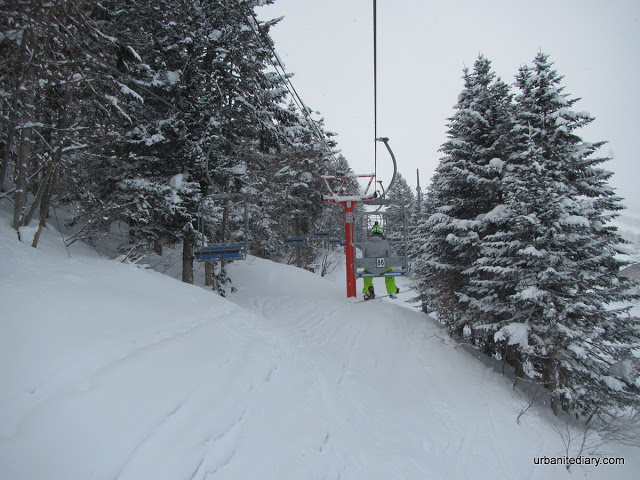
<box><xmin>284</xmin><ymin>210</ymin><xmax>310</xmax><ymax>246</ymax></box>
<box><xmin>284</xmin><ymin>236</ymin><xmax>309</xmax><ymax>246</ymax></box>
<box><xmin>194</xmin><ymin>193</ymin><xmax>249</xmax><ymax>262</ymax></box>
<box><xmin>353</xmin><ymin>198</ymin><xmax>409</xmax><ymax>278</ymax></box>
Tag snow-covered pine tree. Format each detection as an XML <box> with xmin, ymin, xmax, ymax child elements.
<box><xmin>0</xmin><ymin>0</ymin><xmax>130</xmax><ymax>243</ymax></box>
<box><xmin>68</xmin><ymin>1</ymin><xmax>309</xmax><ymax>261</ymax></box>
<box><xmin>237</xmin><ymin>90</ymin><xmax>337</xmax><ymax>266</ymax></box>
<box><xmin>470</xmin><ymin>52</ymin><xmax>639</xmax><ymax>416</ymax></box>
<box><xmin>61</xmin><ymin>0</ymin><xmax>202</xmax><ymax>258</ymax></box>
<box><xmin>384</xmin><ymin>172</ymin><xmax>415</xmax><ymax>254</ymax></box>
<box><xmin>178</xmin><ymin>0</ymin><xmax>323</xmax><ymax>285</ymax></box>
<box><xmin>411</xmin><ymin>55</ymin><xmax>513</xmax><ymax>335</ymax></box>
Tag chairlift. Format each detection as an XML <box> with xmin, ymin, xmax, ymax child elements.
<box><xmin>320</xmin><ymin>4</ymin><xmax>412</xmax><ymax>298</ymax></box>
<box><xmin>353</xmin><ymin>197</ymin><xmax>409</xmax><ymax>279</ymax></box>
<box><xmin>194</xmin><ymin>193</ymin><xmax>249</xmax><ymax>262</ymax></box>
<box><xmin>284</xmin><ymin>210</ymin><xmax>310</xmax><ymax>246</ymax></box>
<box><xmin>284</xmin><ymin>236</ymin><xmax>309</xmax><ymax>246</ymax></box>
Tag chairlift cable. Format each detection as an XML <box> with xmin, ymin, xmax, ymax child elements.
<box><xmin>373</xmin><ymin>0</ymin><xmax>378</xmax><ymax>185</ymax></box>
<box><xmin>238</xmin><ymin>4</ymin><xmax>316</xmax><ymax>129</ymax></box>
<box><xmin>236</xmin><ymin>0</ymin><xmax>338</xmax><ymax>159</ymax></box>
<box><xmin>372</xmin><ymin>1</ymin><xmax>397</xmax><ymax>200</ymax></box>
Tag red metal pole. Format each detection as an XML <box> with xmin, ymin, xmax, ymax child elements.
<box><xmin>342</xmin><ymin>200</ymin><xmax>357</xmax><ymax>298</ymax></box>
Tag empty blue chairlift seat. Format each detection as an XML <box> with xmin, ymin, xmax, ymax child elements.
<box><xmin>284</xmin><ymin>236</ymin><xmax>309</xmax><ymax>246</ymax></box>
<box><xmin>194</xmin><ymin>244</ymin><xmax>247</xmax><ymax>261</ymax></box>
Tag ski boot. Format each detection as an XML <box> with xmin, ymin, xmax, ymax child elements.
<box><xmin>364</xmin><ymin>286</ymin><xmax>375</xmax><ymax>301</ymax></box>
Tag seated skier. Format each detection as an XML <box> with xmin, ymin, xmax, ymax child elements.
<box><xmin>362</xmin><ymin>222</ymin><xmax>399</xmax><ymax>300</ymax></box>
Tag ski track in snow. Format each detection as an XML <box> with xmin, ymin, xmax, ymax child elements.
<box><xmin>228</xmin><ymin>289</ymin><xmax>510</xmax><ymax>479</ymax></box>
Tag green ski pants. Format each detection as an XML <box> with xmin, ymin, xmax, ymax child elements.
<box><xmin>362</xmin><ymin>268</ymin><xmax>397</xmax><ymax>295</ymax></box>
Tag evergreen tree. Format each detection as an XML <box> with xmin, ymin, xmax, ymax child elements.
<box><xmin>0</xmin><ymin>0</ymin><xmax>128</xmax><ymax>244</ymax></box>
<box><xmin>384</xmin><ymin>172</ymin><xmax>414</xmax><ymax>254</ymax></box>
<box><xmin>469</xmin><ymin>53</ymin><xmax>640</xmax><ymax>416</ymax></box>
<box><xmin>68</xmin><ymin>1</ymin><xmax>312</xmax><ymax>260</ymax></box>
<box><xmin>411</xmin><ymin>55</ymin><xmax>513</xmax><ymax>333</ymax></box>
<box><xmin>254</xmin><ymin>113</ymin><xmax>335</xmax><ymax>268</ymax></box>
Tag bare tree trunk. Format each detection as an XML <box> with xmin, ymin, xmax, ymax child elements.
<box><xmin>24</xmin><ymin>166</ymin><xmax>52</xmax><ymax>227</ymax></box>
<box><xmin>31</xmin><ymin>165</ymin><xmax>57</xmax><ymax>248</ymax></box>
<box><xmin>13</xmin><ymin>126</ymin><xmax>33</xmax><ymax>229</ymax></box>
<box><xmin>12</xmin><ymin>25</ymin><xmax>36</xmax><ymax>229</ymax></box>
<box><xmin>204</xmin><ymin>222</ymin><xmax>214</xmax><ymax>286</ymax></box>
<box><xmin>205</xmin><ymin>262</ymin><xmax>214</xmax><ymax>287</ymax></box>
<box><xmin>182</xmin><ymin>223</ymin><xmax>195</xmax><ymax>284</ymax></box>
<box><xmin>29</xmin><ymin>73</ymin><xmax>71</xmax><ymax>247</ymax></box>
<box><xmin>544</xmin><ymin>354</ymin><xmax>560</xmax><ymax>416</ymax></box>
<box><xmin>0</xmin><ymin>114</ymin><xmax>15</xmax><ymax>192</ymax></box>
<box><xmin>0</xmin><ymin>149</ymin><xmax>9</xmax><ymax>192</ymax></box>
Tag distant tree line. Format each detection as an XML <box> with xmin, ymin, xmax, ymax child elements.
<box><xmin>1</xmin><ymin>0</ymin><xmax>348</xmax><ymax>287</ymax></box>
<box><xmin>411</xmin><ymin>53</ymin><xmax>640</xmax><ymax>422</ymax></box>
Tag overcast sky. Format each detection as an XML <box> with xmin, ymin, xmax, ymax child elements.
<box><xmin>257</xmin><ymin>0</ymin><xmax>640</xmax><ymax>209</ymax></box>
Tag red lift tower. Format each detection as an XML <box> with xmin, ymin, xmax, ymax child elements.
<box><xmin>322</xmin><ymin>174</ymin><xmax>377</xmax><ymax>298</ymax></box>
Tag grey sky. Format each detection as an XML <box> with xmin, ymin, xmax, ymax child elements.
<box><xmin>258</xmin><ymin>0</ymin><xmax>640</xmax><ymax>209</ymax></box>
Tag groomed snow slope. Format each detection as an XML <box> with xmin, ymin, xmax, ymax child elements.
<box><xmin>1</xmin><ymin>212</ymin><xmax>638</xmax><ymax>479</ymax></box>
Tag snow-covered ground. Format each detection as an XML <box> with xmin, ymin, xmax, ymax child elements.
<box><xmin>1</xmin><ymin>207</ymin><xmax>639</xmax><ymax>479</ymax></box>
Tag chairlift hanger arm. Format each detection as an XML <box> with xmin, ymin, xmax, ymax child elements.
<box><xmin>376</xmin><ymin>137</ymin><xmax>397</xmax><ymax>199</ymax></box>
